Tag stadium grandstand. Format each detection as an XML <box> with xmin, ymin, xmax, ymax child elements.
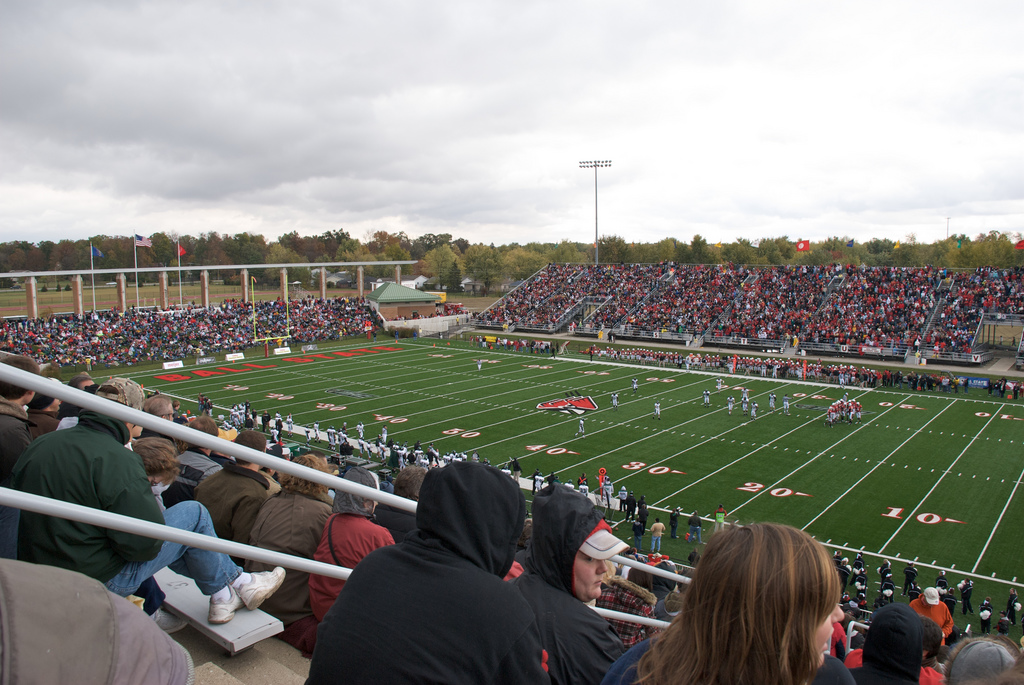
<box><xmin>478</xmin><ymin>263</ymin><xmax>1024</xmax><ymax>366</ymax></box>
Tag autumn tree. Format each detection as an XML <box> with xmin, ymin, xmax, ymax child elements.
<box><xmin>461</xmin><ymin>244</ymin><xmax>503</xmax><ymax>295</ymax></box>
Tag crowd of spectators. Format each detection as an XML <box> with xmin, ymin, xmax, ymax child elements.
<box><xmin>803</xmin><ymin>265</ymin><xmax>942</xmax><ymax>350</ymax></box>
<box><xmin>583</xmin><ymin>264</ymin><xmax>665</xmax><ymax>329</ymax></box>
<box><xmin>0</xmin><ymin>297</ymin><xmax>379</xmax><ymax>366</ymax></box>
<box><xmin>478</xmin><ymin>263</ymin><xmax>1024</xmax><ymax>355</ymax></box>
<box><xmin>477</xmin><ymin>264</ymin><xmax>584</xmax><ymax>327</ymax></box>
<box><xmin>623</xmin><ymin>264</ymin><xmax>744</xmax><ymax>334</ymax></box>
<box><xmin>711</xmin><ymin>264</ymin><xmax>833</xmax><ymax>342</ymax></box>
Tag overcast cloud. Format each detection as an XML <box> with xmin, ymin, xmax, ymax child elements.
<box><xmin>1</xmin><ymin>0</ymin><xmax>1022</xmax><ymax>248</ymax></box>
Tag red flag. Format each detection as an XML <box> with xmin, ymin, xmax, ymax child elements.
<box><xmin>795</xmin><ymin>240</ymin><xmax>810</xmax><ymax>252</ymax></box>
<box><xmin>177</xmin><ymin>245</ymin><xmax>187</xmax><ymax>256</ymax></box>
<box><xmin>1016</xmin><ymin>240</ymin><xmax>1024</xmax><ymax>250</ymax></box>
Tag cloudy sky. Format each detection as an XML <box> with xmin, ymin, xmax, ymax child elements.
<box><xmin>2</xmin><ymin>0</ymin><xmax>1022</xmax><ymax>249</ymax></box>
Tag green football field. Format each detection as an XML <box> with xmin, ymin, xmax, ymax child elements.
<box><xmin>125</xmin><ymin>336</ymin><xmax>1024</xmax><ymax>632</ymax></box>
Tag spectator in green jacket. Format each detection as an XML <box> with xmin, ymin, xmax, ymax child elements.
<box><xmin>14</xmin><ymin>377</ymin><xmax>285</xmax><ymax>625</ymax></box>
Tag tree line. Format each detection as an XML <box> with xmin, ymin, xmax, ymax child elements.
<box><xmin>0</xmin><ymin>229</ymin><xmax>1021</xmax><ymax>296</ymax></box>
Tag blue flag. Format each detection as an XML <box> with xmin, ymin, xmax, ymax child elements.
<box><xmin>846</xmin><ymin>239</ymin><xmax>854</xmax><ymax>248</ymax></box>
<box><xmin>91</xmin><ymin>246</ymin><xmax>104</xmax><ymax>258</ymax></box>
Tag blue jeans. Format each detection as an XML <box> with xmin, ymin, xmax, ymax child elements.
<box><xmin>105</xmin><ymin>501</ymin><xmax>241</xmax><ymax>597</ymax></box>
<box><xmin>650</xmin><ymin>537</ymin><xmax>661</xmax><ymax>552</ymax></box>
<box><xmin>633</xmin><ymin>535</ymin><xmax>642</xmax><ymax>549</ymax></box>
<box><xmin>688</xmin><ymin>525</ymin><xmax>702</xmax><ymax>543</ymax></box>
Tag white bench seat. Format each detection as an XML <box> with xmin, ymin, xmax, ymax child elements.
<box><xmin>155</xmin><ymin>568</ymin><xmax>283</xmax><ymax>656</ymax></box>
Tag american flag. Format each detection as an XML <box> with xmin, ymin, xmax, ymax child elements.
<box><xmin>134</xmin><ymin>234</ymin><xmax>152</xmax><ymax>247</ymax></box>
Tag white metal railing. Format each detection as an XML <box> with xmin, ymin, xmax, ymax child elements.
<box><xmin>0</xmin><ymin>363</ymin><xmax>681</xmax><ymax>627</ymax></box>
<box><xmin>0</xmin><ymin>488</ymin><xmax>670</xmax><ymax>629</ymax></box>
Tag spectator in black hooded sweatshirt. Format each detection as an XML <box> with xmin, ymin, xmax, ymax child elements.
<box><xmin>307</xmin><ymin>462</ymin><xmax>549</xmax><ymax>684</ymax></box>
<box><xmin>849</xmin><ymin>602</ymin><xmax>923</xmax><ymax>685</ymax></box>
<box><xmin>513</xmin><ymin>484</ymin><xmax>628</xmax><ymax>685</ymax></box>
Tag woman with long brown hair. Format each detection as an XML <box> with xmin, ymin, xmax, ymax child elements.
<box><xmin>602</xmin><ymin>523</ymin><xmax>844</xmax><ymax>685</ymax></box>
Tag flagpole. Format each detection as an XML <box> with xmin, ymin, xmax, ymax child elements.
<box><xmin>177</xmin><ymin>240</ymin><xmax>184</xmax><ymax>307</ymax></box>
<box><xmin>133</xmin><ymin>237</ymin><xmax>140</xmax><ymax>310</ymax></box>
<box><xmin>89</xmin><ymin>242</ymin><xmax>97</xmax><ymax>312</ymax></box>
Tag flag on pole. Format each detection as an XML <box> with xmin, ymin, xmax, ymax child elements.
<box><xmin>957</xmin><ymin>238</ymin><xmax>962</xmax><ymax>249</ymax></box>
<box><xmin>715</xmin><ymin>242</ymin><xmax>722</xmax><ymax>248</ymax></box>
<box><xmin>178</xmin><ymin>244</ymin><xmax>187</xmax><ymax>256</ymax></box>
<box><xmin>91</xmin><ymin>246</ymin><xmax>104</xmax><ymax>258</ymax></box>
<box><xmin>846</xmin><ymin>239</ymin><xmax>854</xmax><ymax>248</ymax></box>
<box><xmin>1016</xmin><ymin>240</ymin><xmax>1024</xmax><ymax>250</ymax></box>
<box><xmin>894</xmin><ymin>241</ymin><xmax>901</xmax><ymax>249</ymax></box>
<box><xmin>795</xmin><ymin>240</ymin><xmax>810</xmax><ymax>252</ymax></box>
<box><xmin>135</xmin><ymin>234</ymin><xmax>152</xmax><ymax>247</ymax></box>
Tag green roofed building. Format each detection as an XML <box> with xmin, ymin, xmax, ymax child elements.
<box><xmin>365</xmin><ymin>282</ymin><xmax>440</xmax><ymax>320</ymax></box>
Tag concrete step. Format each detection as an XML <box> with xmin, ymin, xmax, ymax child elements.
<box><xmin>195</xmin><ymin>663</ymin><xmax>246</xmax><ymax>685</ymax></box>
<box><xmin>175</xmin><ymin>627</ymin><xmax>309</xmax><ymax>685</ymax></box>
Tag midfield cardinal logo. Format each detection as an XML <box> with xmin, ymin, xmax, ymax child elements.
<box><xmin>537</xmin><ymin>396</ymin><xmax>598</xmax><ymax>415</ymax></box>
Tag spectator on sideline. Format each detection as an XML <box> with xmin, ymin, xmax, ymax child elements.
<box><xmin>195</xmin><ymin>430</ymin><xmax>279</xmax><ymax>556</ymax></box>
<box><xmin>602</xmin><ymin>523</ymin><xmax>847</xmax><ymax>685</ymax></box>
<box><xmin>373</xmin><ymin>465</ymin><xmax>425</xmax><ymax>543</ymax></box>
<box><xmin>649</xmin><ymin>517</ymin><xmax>665</xmax><ymax>553</ymax></box>
<box><xmin>308</xmin><ymin>467</ymin><xmax>394</xmax><ymax>622</ymax></box>
<box><xmin>308</xmin><ymin>462</ymin><xmax>550</xmax><ymax>684</ymax></box>
<box><xmin>0</xmin><ymin>354</ymin><xmax>39</xmax><ymax>559</ymax></box>
<box><xmin>13</xmin><ymin>377</ymin><xmax>285</xmax><ymax>625</ymax></box>
<box><xmin>687</xmin><ymin>510</ymin><xmax>702</xmax><ymax>543</ymax></box>
<box><xmin>513</xmin><ymin>484</ymin><xmax>628</xmax><ymax>685</ymax></box>
<box><xmin>247</xmin><ymin>452</ymin><xmax>334</xmax><ymax>654</ymax></box>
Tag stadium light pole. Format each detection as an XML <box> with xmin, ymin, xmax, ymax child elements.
<box><xmin>579</xmin><ymin>160</ymin><xmax>611</xmax><ymax>265</ymax></box>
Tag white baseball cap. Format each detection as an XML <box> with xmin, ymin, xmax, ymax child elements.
<box><xmin>580</xmin><ymin>520</ymin><xmax>629</xmax><ymax>560</ymax></box>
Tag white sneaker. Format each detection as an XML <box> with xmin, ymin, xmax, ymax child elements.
<box><xmin>237</xmin><ymin>567</ymin><xmax>286</xmax><ymax>611</ymax></box>
<box><xmin>153</xmin><ymin>607</ymin><xmax>188</xmax><ymax>633</ymax></box>
<box><xmin>208</xmin><ymin>587</ymin><xmax>244</xmax><ymax>624</ymax></box>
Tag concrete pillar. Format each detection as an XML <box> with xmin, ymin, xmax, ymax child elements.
<box><xmin>357</xmin><ymin>265</ymin><xmax>365</xmax><ymax>298</ymax></box>
<box><xmin>241</xmin><ymin>269</ymin><xmax>250</xmax><ymax>303</ymax></box>
<box><xmin>200</xmin><ymin>270</ymin><xmax>210</xmax><ymax>308</ymax></box>
<box><xmin>318</xmin><ymin>267</ymin><xmax>327</xmax><ymax>299</ymax></box>
<box><xmin>116</xmin><ymin>274</ymin><xmax>127</xmax><ymax>312</ymax></box>
<box><xmin>71</xmin><ymin>275</ymin><xmax>84</xmax><ymax>316</ymax></box>
<box><xmin>26</xmin><ymin>277</ymin><xmax>38</xmax><ymax>320</ymax></box>
<box><xmin>158</xmin><ymin>272</ymin><xmax>169</xmax><ymax>310</ymax></box>
<box><xmin>394</xmin><ymin>264</ymin><xmax>401</xmax><ymax>285</ymax></box>
<box><xmin>279</xmin><ymin>267</ymin><xmax>289</xmax><ymax>301</ymax></box>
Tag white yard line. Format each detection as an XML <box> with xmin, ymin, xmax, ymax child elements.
<box><xmin>730</xmin><ymin>391</ymin><xmax>908</xmax><ymax>515</ymax></box>
<box><xmin>799</xmin><ymin>400</ymin><xmax>954</xmax><ymax>530</ymax></box>
<box><xmin>649</xmin><ymin>411</ymin><xmax>827</xmax><ymax>507</ymax></box>
<box><xmin>972</xmin><ymin>457</ymin><xmax>1024</xmax><ymax>573</ymax></box>
<box><xmin>878</xmin><ymin>403</ymin><xmax>1006</xmax><ymax>554</ymax></box>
